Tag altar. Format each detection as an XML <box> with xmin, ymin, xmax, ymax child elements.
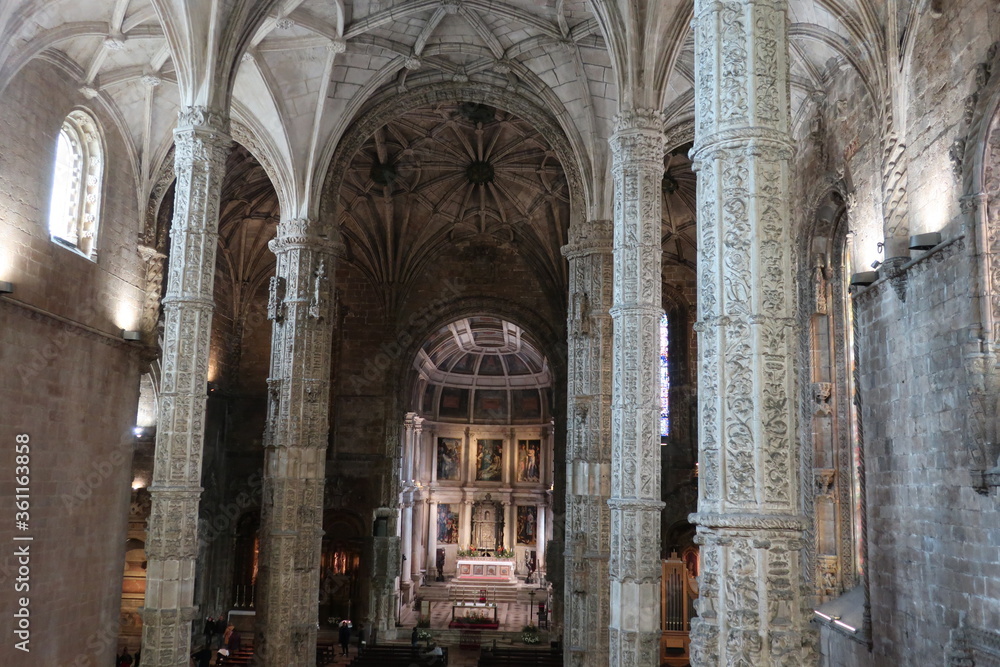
<box><xmin>455</xmin><ymin>558</ymin><xmax>516</xmax><ymax>582</ymax></box>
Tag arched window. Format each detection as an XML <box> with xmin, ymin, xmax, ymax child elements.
<box><xmin>660</xmin><ymin>313</ymin><xmax>670</xmax><ymax>438</ymax></box>
<box><xmin>47</xmin><ymin>110</ymin><xmax>103</xmax><ymax>259</ymax></box>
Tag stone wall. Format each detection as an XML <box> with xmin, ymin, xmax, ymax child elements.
<box><xmin>0</xmin><ymin>59</ymin><xmax>144</xmax><ymax>665</ymax></box>
<box><xmin>853</xmin><ymin>241</ymin><xmax>1000</xmax><ymax>664</ymax></box>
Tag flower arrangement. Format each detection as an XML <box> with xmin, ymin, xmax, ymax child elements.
<box><xmin>496</xmin><ymin>548</ymin><xmax>515</xmax><ymax>559</ymax></box>
<box><xmin>460</xmin><ymin>612</ymin><xmax>494</xmax><ymax>625</ymax></box>
<box><xmin>416</xmin><ymin>628</ymin><xmax>433</xmax><ymax>641</ymax></box>
<box><xmin>522</xmin><ymin>624</ymin><xmax>539</xmax><ymax>644</ymax></box>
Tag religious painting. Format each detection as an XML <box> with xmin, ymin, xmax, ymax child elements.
<box><xmin>516</xmin><ymin>505</ymin><xmax>537</xmax><ymax>545</ymax></box>
<box><xmin>437</xmin><ymin>504</ymin><xmax>458</xmax><ymax>544</ymax></box>
<box><xmin>516</xmin><ymin>439</ymin><xmax>541</xmax><ymax>482</ymax></box>
<box><xmin>436</xmin><ymin>437</ymin><xmax>461</xmax><ymax>481</ymax></box>
<box><xmin>476</xmin><ymin>439</ymin><xmax>503</xmax><ymax>481</ymax></box>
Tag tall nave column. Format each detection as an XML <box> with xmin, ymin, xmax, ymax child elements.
<box><xmin>561</xmin><ymin>219</ymin><xmax>613</xmax><ymax>667</ymax></box>
<box><xmin>256</xmin><ymin>218</ymin><xmax>340</xmax><ymax>666</ymax></box>
<box><xmin>608</xmin><ymin>110</ymin><xmax>666</xmax><ymax>667</ymax></box>
<box><xmin>141</xmin><ymin>107</ymin><xmax>230</xmax><ymax>667</ymax></box>
<box><xmin>689</xmin><ymin>1</ymin><xmax>811</xmax><ymax>665</ymax></box>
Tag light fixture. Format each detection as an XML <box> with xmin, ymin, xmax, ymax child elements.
<box><xmin>850</xmin><ymin>271</ymin><xmax>878</xmax><ymax>287</ymax></box>
<box><xmin>833</xmin><ymin>619</ymin><xmax>857</xmax><ymax>633</ymax></box>
<box><xmin>870</xmin><ymin>260</ymin><xmax>882</xmax><ymax>270</ymax></box>
<box><xmin>122</xmin><ymin>330</ymin><xmax>142</xmax><ymax>341</ymax></box>
<box><xmin>813</xmin><ymin>610</ymin><xmax>833</xmax><ymax>621</ymax></box>
<box><xmin>909</xmin><ymin>232</ymin><xmax>942</xmax><ymax>251</ymax></box>
<box><xmin>133</xmin><ymin>426</ymin><xmax>143</xmax><ymax>437</ymax></box>
<box><xmin>0</xmin><ymin>280</ymin><xmax>13</xmax><ymax>294</ymax></box>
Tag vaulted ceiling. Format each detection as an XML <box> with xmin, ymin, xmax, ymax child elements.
<box><xmin>0</xmin><ymin>0</ymin><xmax>931</xmax><ymax>226</ymax></box>
<box><xmin>339</xmin><ymin>101</ymin><xmax>569</xmax><ymax>308</ymax></box>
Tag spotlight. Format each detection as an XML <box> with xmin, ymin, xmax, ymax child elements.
<box><xmin>122</xmin><ymin>330</ymin><xmax>142</xmax><ymax>341</ymax></box>
<box><xmin>870</xmin><ymin>260</ymin><xmax>881</xmax><ymax>270</ymax></box>
<box><xmin>0</xmin><ymin>280</ymin><xmax>13</xmax><ymax>294</ymax></box>
<box><xmin>909</xmin><ymin>232</ymin><xmax>942</xmax><ymax>251</ymax></box>
<box><xmin>850</xmin><ymin>271</ymin><xmax>878</xmax><ymax>287</ymax></box>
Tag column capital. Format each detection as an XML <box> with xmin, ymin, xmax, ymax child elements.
<box><xmin>612</xmin><ymin>108</ymin><xmax>665</xmax><ymax>135</ymax></box>
<box><xmin>176</xmin><ymin>105</ymin><xmax>229</xmax><ymax>134</ymax></box>
<box><xmin>562</xmin><ymin>219</ymin><xmax>613</xmax><ymax>258</ymax></box>
<box><xmin>610</xmin><ymin>110</ymin><xmax>666</xmax><ymax>168</ymax></box>
<box><xmin>270</xmin><ymin>218</ymin><xmax>344</xmax><ymax>255</ymax></box>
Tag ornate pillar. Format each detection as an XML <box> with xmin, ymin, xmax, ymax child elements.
<box><xmin>141</xmin><ymin>107</ymin><xmax>230</xmax><ymax>667</ymax></box>
<box><xmin>256</xmin><ymin>218</ymin><xmax>340</xmax><ymax>667</ymax></box>
<box><xmin>689</xmin><ymin>1</ymin><xmax>812</xmax><ymax>665</ymax></box>
<box><xmin>608</xmin><ymin>109</ymin><xmax>666</xmax><ymax>667</ymax></box>
<box><xmin>561</xmin><ymin>219</ymin><xmax>613</xmax><ymax>667</ymax></box>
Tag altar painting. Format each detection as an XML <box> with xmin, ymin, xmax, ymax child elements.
<box><xmin>516</xmin><ymin>439</ymin><xmax>540</xmax><ymax>482</ymax></box>
<box><xmin>516</xmin><ymin>505</ymin><xmax>536</xmax><ymax>545</ymax></box>
<box><xmin>437</xmin><ymin>504</ymin><xmax>458</xmax><ymax>543</ymax></box>
<box><xmin>437</xmin><ymin>437</ymin><xmax>461</xmax><ymax>480</ymax></box>
<box><xmin>476</xmin><ymin>439</ymin><xmax>503</xmax><ymax>481</ymax></box>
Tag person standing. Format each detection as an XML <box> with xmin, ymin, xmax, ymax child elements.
<box><xmin>203</xmin><ymin>616</ymin><xmax>215</xmax><ymax>648</ymax></box>
<box><xmin>338</xmin><ymin>620</ymin><xmax>352</xmax><ymax>656</ymax></box>
<box><xmin>356</xmin><ymin>621</ymin><xmax>366</xmax><ymax>655</ymax></box>
<box><xmin>411</xmin><ymin>626</ymin><xmax>419</xmax><ymax>648</ymax></box>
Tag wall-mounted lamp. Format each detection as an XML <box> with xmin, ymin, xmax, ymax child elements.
<box><xmin>207</xmin><ymin>382</ymin><xmax>220</xmax><ymax>395</ymax></box>
<box><xmin>0</xmin><ymin>280</ymin><xmax>13</xmax><ymax>294</ymax></box>
<box><xmin>122</xmin><ymin>330</ymin><xmax>142</xmax><ymax>341</ymax></box>
<box><xmin>870</xmin><ymin>260</ymin><xmax>882</xmax><ymax>270</ymax></box>
<box><xmin>850</xmin><ymin>271</ymin><xmax>879</xmax><ymax>287</ymax></box>
<box><xmin>909</xmin><ymin>232</ymin><xmax>942</xmax><ymax>251</ymax></box>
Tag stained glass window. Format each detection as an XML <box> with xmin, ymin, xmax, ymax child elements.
<box><xmin>660</xmin><ymin>313</ymin><xmax>670</xmax><ymax>438</ymax></box>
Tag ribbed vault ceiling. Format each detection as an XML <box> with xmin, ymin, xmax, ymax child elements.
<box><xmin>0</xmin><ymin>0</ymin><xmax>924</xmax><ymax>228</ymax></box>
<box><xmin>339</xmin><ymin>101</ymin><xmax>569</xmax><ymax>305</ymax></box>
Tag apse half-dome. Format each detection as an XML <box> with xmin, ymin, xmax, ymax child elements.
<box><xmin>414</xmin><ymin>316</ymin><xmax>551</xmax><ymax>424</ymax></box>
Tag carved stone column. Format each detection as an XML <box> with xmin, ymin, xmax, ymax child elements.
<box><xmin>141</xmin><ymin>107</ymin><xmax>230</xmax><ymax>667</ymax></box>
<box><xmin>689</xmin><ymin>1</ymin><xmax>812</xmax><ymax>665</ymax></box>
<box><xmin>608</xmin><ymin>109</ymin><xmax>666</xmax><ymax>667</ymax></box>
<box><xmin>256</xmin><ymin>218</ymin><xmax>340</xmax><ymax>667</ymax></box>
<box><xmin>561</xmin><ymin>219</ymin><xmax>613</xmax><ymax>667</ymax></box>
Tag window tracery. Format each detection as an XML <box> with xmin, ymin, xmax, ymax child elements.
<box><xmin>48</xmin><ymin>109</ymin><xmax>103</xmax><ymax>259</ymax></box>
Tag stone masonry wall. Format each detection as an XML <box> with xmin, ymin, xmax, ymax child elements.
<box><xmin>0</xmin><ymin>59</ymin><xmax>145</xmax><ymax>665</ymax></box>
<box><xmin>854</xmin><ymin>241</ymin><xmax>999</xmax><ymax>664</ymax></box>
